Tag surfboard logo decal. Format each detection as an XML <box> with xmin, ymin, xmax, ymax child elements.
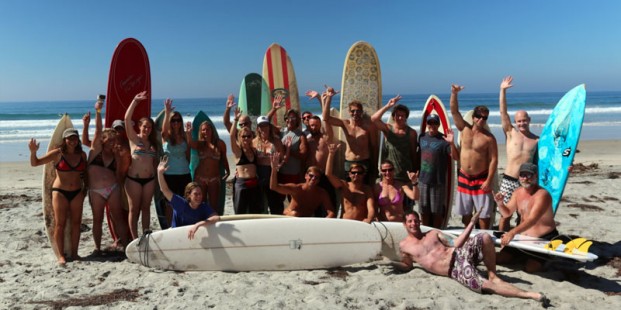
<box><xmin>562</xmin><ymin>147</ymin><xmax>571</xmax><ymax>157</ymax></box>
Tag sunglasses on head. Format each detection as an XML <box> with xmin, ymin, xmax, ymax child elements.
<box><xmin>473</xmin><ymin>113</ymin><xmax>489</xmax><ymax>121</ymax></box>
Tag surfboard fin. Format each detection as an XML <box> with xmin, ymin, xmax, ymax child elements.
<box><xmin>574</xmin><ymin>240</ymin><xmax>593</xmax><ymax>255</ymax></box>
<box><xmin>564</xmin><ymin>237</ymin><xmax>588</xmax><ymax>254</ymax></box>
<box><xmin>545</xmin><ymin>240</ymin><xmax>563</xmax><ymax>251</ymax></box>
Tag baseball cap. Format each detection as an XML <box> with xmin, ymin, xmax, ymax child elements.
<box><xmin>62</xmin><ymin>128</ymin><xmax>79</xmax><ymax>139</ymax></box>
<box><xmin>257</xmin><ymin>116</ymin><xmax>270</xmax><ymax>125</ymax></box>
<box><xmin>426</xmin><ymin>114</ymin><xmax>440</xmax><ymax>124</ymax></box>
<box><xmin>112</xmin><ymin>120</ymin><xmax>125</xmax><ymax>129</ymax></box>
<box><xmin>519</xmin><ymin>163</ymin><xmax>537</xmax><ymax>175</ymax></box>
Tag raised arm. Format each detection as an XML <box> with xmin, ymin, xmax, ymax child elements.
<box><xmin>81</xmin><ymin>112</ymin><xmax>92</xmax><ymax>148</ymax></box>
<box><xmin>161</xmin><ymin>98</ymin><xmax>174</xmax><ymax>142</ymax></box>
<box><xmin>452</xmin><ymin>210</ymin><xmax>480</xmax><ymax>248</ymax></box>
<box><xmin>223</xmin><ymin>94</ymin><xmax>235</xmax><ymax>133</ymax></box>
<box><xmin>28</xmin><ymin>139</ymin><xmax>59</xmax><ymax>167</ymax></box>
<box><xmin>157</xmin><ymin>157</ymin><xmax>174</xmax><ymax>201</ymax></box>
<box><xmin>266</xmin><ymin>95</ymin><xmax>284</xmax><ymax>127</ymax></box>
<box><xmin>229</xmin><ymin>110</ymin><xmax>242</xmax><ymax>158</ymax></box>
<box><xmin>269</xmin><ymin>152</ymin><xmax>294</xmax><ymax>195</ymax></box>
<box><xmin>371</xmin><ymin>95</ymin><xmax>402</xmax><ymax>133</ymax></box>
<box><xmin>124</xmin><ymin>91</ymin><xmax>148</xmax><ymax>142</ymax></box>
<box><xmin>90</xmin><ymin>100</ymin><xmax>104</xmax><ymax>153</ymax></box>
<box><xmin>449</xmin><ymin>85</ymin><xmax>467</xmax><ymax>131</ymax></box>
<box><xmin>499</xmin><ymin>76</ymin><xmax>514</xmax><ymax>134</ymax></box>
<box><xmin>325</xmin><ymin>143</ymin><xmax>346</xmax><ymax>189</ymax></box>
<box><xmin>402</xmin><ymin>171</ymin><xmax>420</xmax><ymax>200</ymax></box>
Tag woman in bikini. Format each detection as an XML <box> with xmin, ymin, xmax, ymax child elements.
<box><xmin>374</xmin><ymin>160</ymin><xmax>420</xmax><ymax>222</ymax></box>
<box><xmin>125</xmin><ymin>91</ymin><xmax>158</xmax><ymax>240</ymax></box>
<box><xmin>29</xmin><ymin>128</ymin><xmax>87</xmax><ymax>265</ymax></box>
<box><xmin>187</xmin><ymin>119</ymin><xmax>230</xmax><ymax>215</ymax></box>
<box><xmin>87</xmin><ymin>100</ymin><xmax>130</xmax><ymax>252</ymax></box>
<box><xmin>160</xmin><ymin>99</ymin><xmax>192</xmax><ymax>224</ymax></box>
<box><xmin>254</xmin><ymin>115</ymin><xmax>285</xmax><ymax>214</ymax></box>
<box><xmin>231</xmin><ymin>109</ymin><xmax>262</xmax><ymax>214</ymax></box>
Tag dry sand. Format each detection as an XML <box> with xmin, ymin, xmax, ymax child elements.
<box><xmin>0</xmin><ymin>140</ymin><xmax>620</xmax><ymax>309</ymax></box>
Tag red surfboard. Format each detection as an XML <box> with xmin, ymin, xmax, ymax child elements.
<box><xmin>105</xmin><ymin>38</ymin><xmax>151</xmax><ymax>129</ymax></box>
<box><xmin>105</xmin><ymin>38</ymin><xmax>151</xmax><ymax>242</ymax></box>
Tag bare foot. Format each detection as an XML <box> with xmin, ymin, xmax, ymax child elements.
<box><xmin>57</xmin><ymin>256</ymin><xmax>67</xmax><ymax>266</ymax></box>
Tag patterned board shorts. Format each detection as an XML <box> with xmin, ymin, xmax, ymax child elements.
<box><xmin>499</xmin><ymin>174</ymin><xmax>520</xmax><ymax>204</ymax></box>
<box><xmin>449</xmin><ymin>233</ymin><xmax>485</xmax><ymax>293</ymax></box>
<box><xmin>418</xmin><ymin>183</ymin><xmax>446</xmax><ymax>214</ymax></box>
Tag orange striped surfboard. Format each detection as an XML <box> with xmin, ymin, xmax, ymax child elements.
<box><xmin>262</xmin><ymin>43</ymin><xmax>299</xmax><ymax>127</ymax></box>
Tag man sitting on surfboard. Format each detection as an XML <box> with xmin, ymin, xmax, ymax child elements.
<box><xmin>395</xmin><ymin>210</ymin><xmax>550</xmax><ymax>307</ymax></box>
<box><xmin>269</xmin><ymin>152</ymin><xmax>335</xmax><ymax>218</ymax></box>
<box><xmin>450</xmin><ymin>85</ymin><xmax>498</xmax><ymax>229</ymax></box>
<box><xmin>498</xmin><ymin>76</ymin><xmax>540</xmax><ymax>231</ymax></box>
<box><xmin>494</xmin><ymin>163</ymin><xmax>558</xmax><ymax>272</ymax></box>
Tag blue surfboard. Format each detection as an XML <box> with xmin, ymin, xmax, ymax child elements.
<box><xmin>538</xmin><ymin>84</ymin><xmax>586</xmax><ymax>214</ymax></box>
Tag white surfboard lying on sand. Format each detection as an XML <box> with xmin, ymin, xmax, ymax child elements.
<box><xmin>126</xmin><ymin>218</ymin><xmax>382</xmax><ymax>271</ymax></box>
<box><xmin>371</xmin><ymin>222</ymin><xmax>436</xmax><ymax>261</ymax></box>
<box><xmin>443</xmin><ymin>229</ymin><xmax>598</xmax><ymax>262</ymax></box>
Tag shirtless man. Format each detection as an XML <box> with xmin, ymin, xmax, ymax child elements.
<box><xmin>323</xmin><ymin>95</ymin><xmax>377</xmax><ymax>184</ymax></box>
<box><xmin>494</xmin><ymin>163</ymin><xmax>557</xmax><ymax>272</ymax></box>
<box><xmin>394</xmin><ymin>211</ymin><xmax>550</xmax><ymax>306</ymax></box>
<box><xmin>498</xmin><ymin>76</ymin><xmax>539</xmax><ymax>231</ymax></box>
<box><xmin>269</xmin><ymin>153</ymin><xmax>335</xmax><ymax>218</ymax></box>
<box><xmin>450</xmin><ymin>84</ymin><xmax>498</xmax><ymax>229</ymax></box>
<box><xmin>325</xmin><ymin>144</ymin><xmax>375</xmax><ymax>222</ymax></box>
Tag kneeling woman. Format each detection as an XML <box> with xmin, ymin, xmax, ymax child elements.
<box><xmin>157</xmin><ymin>157</ymin><xmax>220</xmax><ymax>240</ymax></box>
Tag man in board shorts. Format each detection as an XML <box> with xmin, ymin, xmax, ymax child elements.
<box><xmin>393</xmin><ymin>211</ymin><xmax>550</xmax><ymax>307</ymax></box>
<box><xmin>450</xmin><ymin>83</ymin><xmax>498</xmax><ymax>229</ymax></box>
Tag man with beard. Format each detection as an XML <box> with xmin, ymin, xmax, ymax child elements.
<box><xmin>497</xmin><ymin>76</ymin><xmax>539</xmax><ymax>231</ymax></box>
<box><xmin>494</xmin><ymin>163</ymin><xmax>557</xmax><ymax>272</ymax></box>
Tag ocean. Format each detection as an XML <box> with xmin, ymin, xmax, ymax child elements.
<box><xmin>1</xmin><ymin>91</ymin><xmax>620</xmax><ymax>162</ymax></box>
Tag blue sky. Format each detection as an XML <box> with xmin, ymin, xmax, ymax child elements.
<box><xmin>1</xmin><ymin>0</ymin><xmax>620</xmax><ymax>101</ymax></box>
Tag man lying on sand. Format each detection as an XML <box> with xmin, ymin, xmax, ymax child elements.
<box><xmin>393</xmin><ymin>210</ymin><xmax>551</xmax><ymax>307</ymax></box>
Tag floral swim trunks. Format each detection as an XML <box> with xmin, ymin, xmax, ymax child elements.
<box><xmin>448</xmin><ymin>233</ymin><xmax>485</xmax><ymax>293</ymax></box>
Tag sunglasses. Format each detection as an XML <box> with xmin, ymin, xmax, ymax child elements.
<box><xmin>239</xmin><ymin>122</ymin><xmax>251</xmax><ymax>127</ymax></box>
<box><xmin>519</xmin><ymin>172</ymin><xmax>533</xmax><ymax>178</ymax></box>
<box><xmin>302</xmin><ymin>116</ymin><xmax>311</xmax><ymax>120</ymax></box>
<box><xmin>349</xmin><ymin>171</ymin><xmax>364</xmax><ymax>175</ymax></box>
<box><xmin>381</xmin><ymin>168</ymin><xmax>394</xmax><ymax>173</ymax></box>
<box><xmin>307</xmin><ymin>173</ymin><xmax>320</xmax><ymax>179</ymax></box>
<box><xmin>171</xmin><ymin>119</ymin><xmax>182</xmax><ymax>123</ymax></box>
<box><xmin>473</xmin><ymin>113</ymin><xmax>489</xmax><ymax>121</ymax></box>
<box><xmin>349</xmin><ymin>109</ymin><xmax>362</xmax><ymax>114</ymax></box>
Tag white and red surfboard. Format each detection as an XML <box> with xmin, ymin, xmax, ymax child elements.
<box><xmin>261</xmin><ymin>43</ymin><xmax>299</xmax><ymax>127</ymax></box>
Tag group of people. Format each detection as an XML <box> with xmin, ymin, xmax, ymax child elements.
<box><xmin>29</xmin><ymin>76</ymin><xmax>559</xmax><ymax>305</ymax></box>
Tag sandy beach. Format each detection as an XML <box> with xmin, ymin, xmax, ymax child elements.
<box><xmin>1</xmin><ymin>140</ymin><xmax>620</xmax><ymax>309</ymax></box>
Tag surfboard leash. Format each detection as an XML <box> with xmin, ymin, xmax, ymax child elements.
<box><xmin>138</xmin><ymin>230</ymin><xmax>153</xmax><ymax>267</ymax></box>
